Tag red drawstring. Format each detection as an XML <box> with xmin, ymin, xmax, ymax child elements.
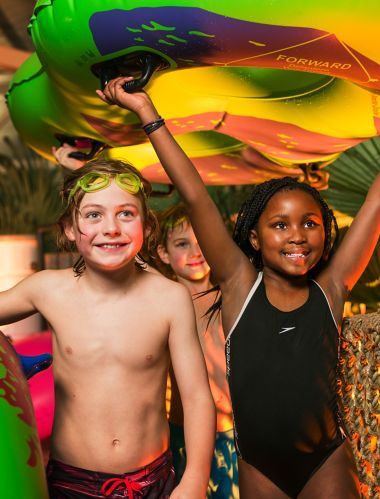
<box><xmin>100</xmin><ymin>477</ymin><xmax>144</xmax><ymax>497</ymax></box>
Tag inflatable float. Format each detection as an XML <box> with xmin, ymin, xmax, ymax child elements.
<box><xmin>0</xmin><ymin>331</ymin><xmax>49</xmax><ymax>499</ymax></box>
<box><xmin>14</xmin><ymin>331</ymin><xmax>54</xmax><ymax>442</ymax></box>
<box><xmin>6</xmin><ymin>0</ymin><xmax>380</xmax><ymax>186</ymax></box>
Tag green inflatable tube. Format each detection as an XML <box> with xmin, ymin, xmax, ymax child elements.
<box><xmin>0</xmin><ymin>332</ymin><xmax>49</xmax><ymax>499</ymax></box>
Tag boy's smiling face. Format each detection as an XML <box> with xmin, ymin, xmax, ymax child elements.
<box><xmin>65</xmin><ymin>180</ymin><xmax>147</xmax><ymax>272</ymax></box>
<box><xmin>158</xmin><ymin>222</ymin><xmax>210</xmax><ymax>282</ymax></box>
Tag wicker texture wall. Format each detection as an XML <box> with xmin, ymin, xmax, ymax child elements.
<box><xmin>338</xmin><ymin>311</ymin><xmax>379</xmax><ymax>498</ymax></box>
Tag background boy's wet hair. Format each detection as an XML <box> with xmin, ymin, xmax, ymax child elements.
<box><xmin>157</xmin><ymin>203</ymin><xmax>190</xmax><ymax>247</ymax></box>
<box><xmin>56</xmin><ymin>158</ymin><xmax>159</xmax><ymax>275</ymax></box>
<box><xmin>233</xmin><ymin>176</ymin><xmax>339</xmax><ymax>275</ymax></box>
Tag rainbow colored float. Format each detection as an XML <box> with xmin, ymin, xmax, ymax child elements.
<box><xmin>0</xmin><ymin>332</ymin><xmax>49</xmax><ymax>499</ymax></box>
<box><xmin>6</xmin><ymin>0</ymin><xmax>380</xmax><ymax>185</ymax></box>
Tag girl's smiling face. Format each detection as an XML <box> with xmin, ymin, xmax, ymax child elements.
<box><xmin>65</xmin><ymin>181</ymin><xmax>147</xmax><ymax>272</ymax></box>
<box><xmin>249</xmin><ymin>189</ymin><xmax>326</xmax><ymax>277</ymax></box>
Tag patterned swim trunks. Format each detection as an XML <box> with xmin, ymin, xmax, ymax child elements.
<box><xmin>47</xmin><ymin>449</ymin><xmax>175</xmax><ymax>498</ymax></box>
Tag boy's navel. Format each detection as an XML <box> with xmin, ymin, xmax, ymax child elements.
<box><xmin>65</xmin><ymin>346</ymin><xmax>73</xmax><ymax>355</ymax></box>
<box><xmin>112</xmin><ymin>439</ymin><xmax>120</xmax><ymax>447</ymax></box>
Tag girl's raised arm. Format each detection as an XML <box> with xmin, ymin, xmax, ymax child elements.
<box><xmin>97</xmin><ymin>77</ymin><xmax>255</xmax><ymax>287</ymax></box>
<box><xmin>320</xmin><ymin>169</ymin><xmax>380</xmax><ymax>299</ymax></box>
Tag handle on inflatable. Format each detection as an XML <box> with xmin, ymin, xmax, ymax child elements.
<box><xmin>96</xmin><ymin>52</ymin><xmax>168</xmax><ymax>92</ymax></box>
<box><xmin>123</xmin><ymin>54</ymin><xmax>166</xmax><ymax>91</ymax></box>
<box><xmin>56</xmin><ymin>135</ymin><xmax>107</xmax><ymax>161</ymax></box>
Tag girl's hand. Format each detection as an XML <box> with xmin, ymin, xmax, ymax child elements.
<box><xmin>96</xmin><ymin>76</ymin><xmax>160</xmax><ymax>124</ymax></box>
<box><xmin>52</xmin><ymin>144</ymin><xmax>85</xmax><ymax>170</ymax></box>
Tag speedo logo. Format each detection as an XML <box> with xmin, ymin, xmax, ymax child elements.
<box><xmin>279</xmin><ymin>326</ymin><xmax>296</xmax><ymax>335</ymax></box>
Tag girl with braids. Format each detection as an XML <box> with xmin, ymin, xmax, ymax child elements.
<box><xmin>97</xmin><ymin>76</ymin><xmax>380</xmax><ymax>499</ymax></box>
<box><xmin>0</xmin><ymin>157</ymin><xmax>216</xmax><ymax>498</ymax></box>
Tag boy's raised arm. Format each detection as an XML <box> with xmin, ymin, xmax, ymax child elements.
<box><xmin>166</xmin><ymin>283</ymin><xmax>216</xmax><ymax>498</ymax></box>
<box><xmin>97</xmin><ymin>77</ymin><xmax>255</xmax><ymax>287</ymax></box>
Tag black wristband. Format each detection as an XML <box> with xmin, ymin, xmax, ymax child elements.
<box><xmin>142</xmin><ymin>117</ymin><xmax>165</xmax><ymax>135</ymax></box>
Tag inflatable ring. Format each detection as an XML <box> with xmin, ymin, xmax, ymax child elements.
<box><xmin>14</xmin><ymin>331</ymin><xmax>54</xmax><ymax>442</ymax></box>
<box><xmin>6</xmin><ymin>1</ymin><xmax>380</xmax><ymax>185</ymax></box>
<box><xmin>0</xmin><ymin>332</ymin><xmax>49</xmax><ymax>499</ymax></box>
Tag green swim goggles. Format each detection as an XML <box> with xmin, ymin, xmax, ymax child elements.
<box><xmin>68</xmin><ymin>172</ymin><xmax>145</xmax><ymax>203</ymax></box>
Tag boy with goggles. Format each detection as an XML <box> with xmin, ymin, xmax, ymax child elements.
<box><xmin>0</xmin><ymin>157</ymin><xmax>215</xmax><ymax>498</ymax></box>
<box><xmin>53</xmin><ymin>149</ymin><xmax>238</xmax><ymax>498</ymax></box>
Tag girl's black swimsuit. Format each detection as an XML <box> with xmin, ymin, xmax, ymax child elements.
<box><xmin>225</xmin><ymin>272</ymin><xmax>344</xmax><ymax>497</ymax></box>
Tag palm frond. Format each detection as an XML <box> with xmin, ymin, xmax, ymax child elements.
<box><xmin>323</xmin><ymin>139</ymin><xmax>380</xmax><ymax>310</ymax></box>
<box><xmin>323</xmin><ymin>137</ymin><xmax>380</xmax><ymax>216</ymax></box>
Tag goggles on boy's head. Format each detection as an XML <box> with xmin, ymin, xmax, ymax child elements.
<box><xmin>161</xmin><ymin>215</ymin><xmax>188</xmax><ymax>233</ymax></box>
<box><xmin>160</xmin><ymin>214</ymin><xmax>189</xmax><ymax>244</ymax></box>
<box><xmin>68</xmin><ymin>171</ymin><xmax>145</xmax><ymax>203</ymax></box>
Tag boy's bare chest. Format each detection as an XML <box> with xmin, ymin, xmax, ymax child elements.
<box><xmin>47</xmin><ymin>294</ymin><xmax>169</xmax><ymax>367</ymax></box>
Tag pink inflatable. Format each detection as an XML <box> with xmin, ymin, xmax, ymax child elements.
<box><xmin>14</xmin><ymin>331</ymin><xmax>54</xmax><ymax>442</ymax></box>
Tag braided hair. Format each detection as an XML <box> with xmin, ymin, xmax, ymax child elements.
<box><xmin>233</xmin><ymin>176</ymin><xmax>339</xmax><ymax>274</ymax></box>
<box><xmin>207</xmin><ymin>177</ymin><xmax>339</xmax><ymax>321</ymax></box>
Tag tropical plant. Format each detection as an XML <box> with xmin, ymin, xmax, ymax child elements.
<box><xmin>323</xmin><ymin>137</ymin><xmax>380</xmax><ymax>310</ymax></box>
<box><xmin>323</xmin><ymin>137</ymin><xmax>380</xmax><ymax>216</ymax></box>
<box><xmin>0</xmin><ymin>137</ymin><xmax>63</xmax><ymax>234</ymax></box>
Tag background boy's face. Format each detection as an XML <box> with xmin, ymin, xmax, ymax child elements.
<box><xmin>158</xmin><ymin>222</ymin><xmax>210</xmax><ymax>282</ymax></box>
